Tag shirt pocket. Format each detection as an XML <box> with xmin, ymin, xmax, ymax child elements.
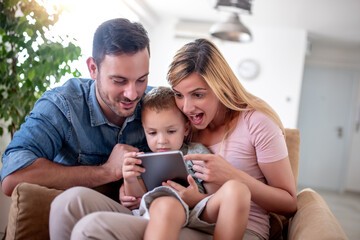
<box><xmin>77</xmin><ymin>153</ymin><xmax>108</xmax><ymax>165</ymax></box>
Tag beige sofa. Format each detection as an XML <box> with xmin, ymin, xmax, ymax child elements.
<box><xmin>3</xmin><ymin>129</ymin><xmax>348</xmax><ymax>240</ymax></box>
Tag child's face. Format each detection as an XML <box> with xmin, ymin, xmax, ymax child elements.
<box><xmin>142</xmin><ymin>107</ymin><xmax>190</xmax><ymax>152</ymax></box>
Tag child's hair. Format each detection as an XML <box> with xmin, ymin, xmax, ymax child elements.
<box><xmin>141</xmin><ymin>86</ymin><xmax>191</xmax><ymax>142</ymax></box>
<box><xmin>142</xmin><ymin>86</ymin><xmax>179</xmax><ymax>114</ymax></box>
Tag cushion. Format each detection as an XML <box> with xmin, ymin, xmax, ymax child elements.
<box><xmin>6</xmin><ymin>183</ymin><xmax>63</xmax><ymax>240</ymax></box>
<box><xmin>5</xmin><ymin>180</ymin><xmax>122</xmax><ymax>240</ymax></box>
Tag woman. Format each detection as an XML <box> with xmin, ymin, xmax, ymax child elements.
<box><xmin>163</xmin><ymin>38</ymin><xmax>297</xmax><ymax>240</ymax></box>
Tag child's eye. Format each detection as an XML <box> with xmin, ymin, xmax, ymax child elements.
<box><xmin>147</xmin><ymin>131</ymin><xmax>156</xmax><ymax>136</ymax></box>
<box><xmin>168</xmin><ymin>130</ymin><xmax>176</xmax><ymax>134</ymax></box>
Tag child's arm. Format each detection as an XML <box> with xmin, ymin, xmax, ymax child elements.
<box><xmin>122</xmin><ymin>152</ymin><xmax>147</xmax><ymax>198</ymax></box>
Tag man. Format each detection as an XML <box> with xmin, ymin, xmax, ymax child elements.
<box><xmin>4</xmin><ymin>17</ymin><xmax>211</xmax><ymax>239</ymax></box>
<box><xmin>1</xmin><ymin>18</ymin><xmax>150</xmax><ymax>196</ymax></box>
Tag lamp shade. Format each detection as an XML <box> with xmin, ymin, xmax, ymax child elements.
<box><xmin>210</xmin><ymin>13</ymin><xmax>252</xmax><ymax>42</ymax></box>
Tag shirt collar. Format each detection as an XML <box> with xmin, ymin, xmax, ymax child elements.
<box><xmin>88</xmin><ymin>81</ymin><xmax>141</xmax><ymax>128</ymax></box>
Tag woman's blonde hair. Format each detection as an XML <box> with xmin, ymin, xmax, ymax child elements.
<box><xmin>167</xmin><ymin>38</ymin><xmax>284</xmax><ymax>140</ymax></box>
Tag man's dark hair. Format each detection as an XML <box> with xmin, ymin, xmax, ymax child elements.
<box><xmin>92</xmin><ymin>18</ymin><xmax>150</xmax><ymax>67</ymax></box>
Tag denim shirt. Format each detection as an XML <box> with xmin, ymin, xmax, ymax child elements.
<box><xmin>1</xmin><ymin>78</ymin><xmax>150</xmax><ymax>182</ymax></box>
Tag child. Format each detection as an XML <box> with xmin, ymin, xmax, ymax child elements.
<box><xmin>122</xmin><ymin>86</ymin><xmax>250</xmax><ymax>240</ymax></box>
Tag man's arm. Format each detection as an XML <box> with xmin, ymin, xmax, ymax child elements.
<box><xmin>1</xmin><ymin>143</ymin><xmax>137</xmax><ymax>196</ymax></box>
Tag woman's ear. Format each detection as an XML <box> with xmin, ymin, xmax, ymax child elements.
<box><xmin>86</xmin><ymin>57</ymin><xmax>98</xmax><ymax>80</ymax></box>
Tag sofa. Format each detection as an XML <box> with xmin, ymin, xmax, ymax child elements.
<box><xmin>2</xmin><ymin>129</ymin><xmax>348</xmax><ymax>240</ymax></box>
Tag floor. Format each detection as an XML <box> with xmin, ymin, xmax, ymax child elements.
<box><xmin>299</xmin><ymin>187</ymin><xmax>360</xmax><ymax>240</ymax></box>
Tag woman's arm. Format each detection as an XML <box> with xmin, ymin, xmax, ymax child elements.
<box><xmin>241</xmin><ymin>157</ymin><xmax>297</xmax><ymax>216</ymax></box>
<box><xmin>186</xmin><ymin>154</ymin><xmax>297</xmax><ymax>216</ymax></box>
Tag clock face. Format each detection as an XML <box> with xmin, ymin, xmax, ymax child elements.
<box><xmin>238</xmin><ymin>59</ymin><xmax>260</xmax><ymax>80</ymax></box>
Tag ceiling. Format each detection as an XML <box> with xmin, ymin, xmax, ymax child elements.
<box><xmin>134</xmin><ymin>0</ymin><xmax>360</xmax><ymax>48</ymax></box>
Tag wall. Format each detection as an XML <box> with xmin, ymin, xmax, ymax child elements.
<box><xmin>306</xmin><ymin>41</ymin><xmax>360</xmax><ymax>192</ymax></box>
<box><xmin>147</xmin><ymin>19</ymin><xmax>308</xmax><ymax>128</ymax></box>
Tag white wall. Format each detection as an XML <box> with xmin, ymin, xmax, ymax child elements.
<box><xmin>147</xmin><ymin>19</ymin><xmax>307</xmax><ymax>128</ymax></box>
<box><xmin>306</xmin><ymin>42</ymin><xmax>360</xmax><ymax>192</ymax></box>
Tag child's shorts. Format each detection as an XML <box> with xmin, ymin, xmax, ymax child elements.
<box><xmin>132</xmin><ymin>186</ymin><xmax>215</xmax><ymax>234</ymax></box>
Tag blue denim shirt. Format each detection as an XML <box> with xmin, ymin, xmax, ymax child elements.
<box><xmin>1</xmin><ymin>78</ymin><xmax>150</xmax><ymax>182</ymax></box>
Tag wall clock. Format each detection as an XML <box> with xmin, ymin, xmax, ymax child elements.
<box><xmin>238</xmin><ymin>59</ymin><xmax>260</xmax><ymax>80</ymax></box>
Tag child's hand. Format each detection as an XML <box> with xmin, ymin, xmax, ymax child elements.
<box><xmin>122</xmin><ymin>152</ymin><xmax>145</xmax><ymax>183</ymax></box>
<box><xmin>162</xmin><ymin>175</ymin><xmax>206</xmax><ymax>208</ymax></box>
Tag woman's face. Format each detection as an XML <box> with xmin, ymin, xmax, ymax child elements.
<box><xmin>172</xmin><ymin>73</ymin><xmax>221</xmax><ymax>130</ymax></box>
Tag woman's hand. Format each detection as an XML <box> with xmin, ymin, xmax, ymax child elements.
<box><xmin>119</xmin><ymin>184</ymin><xmax>141</xmax><ymax>210</ymax></box>
<box><xmin>185</xmin><ymin>153</ymin><xmax>239</xmax><ymax>186</ymax></box>
<box><xmin>163</xmin><ymin>175</ymin><xmax>206</xmax><ymax>208</ymax></box>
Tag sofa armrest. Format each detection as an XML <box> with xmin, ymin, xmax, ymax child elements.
<box><xmin>288</xmin><ymin>188</ymin><xmax>348</xmax><ymax>240</ymax></box>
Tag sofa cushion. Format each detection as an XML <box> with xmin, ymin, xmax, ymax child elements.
<box><xmin>6</xmin><ymin>183</ymin><xmax>63</xmax><ymax>240</ymax></box>
<box><xmin>5</xmin><ymin>180</ymin><xmax>122</xmax><ymax>240</ymax></box>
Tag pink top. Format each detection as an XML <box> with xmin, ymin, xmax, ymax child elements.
<box><xmin>208</xmin><ymin>110</ymin><xmax>288</xmax><ymax>240</ymax></box>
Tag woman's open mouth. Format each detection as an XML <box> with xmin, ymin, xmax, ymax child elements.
<box><xmin>189</xmin><ymin>113</ymin><xmax>204</xmax><ymax>125</ymax></box>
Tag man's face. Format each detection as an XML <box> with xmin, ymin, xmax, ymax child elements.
<box><xmin>92</xmin><ymin>49</ymin><xmax>149</xmax><ymax>125</ymax></box>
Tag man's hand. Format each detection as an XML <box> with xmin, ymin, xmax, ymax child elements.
<box><xmin>102</xmin><ymin>144</ymin><xmax>139</xmax><ymax>182</ymax></box>
<box><xmin>119</xmin><ymin>184</ymin><xmax>141</xmax><ymax>210</ymax></box>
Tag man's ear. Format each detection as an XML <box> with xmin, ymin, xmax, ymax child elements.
<box><xmin>86</xmin><ymin>57</ymin><xmax>98</xmax><ymax>80</ymax></box>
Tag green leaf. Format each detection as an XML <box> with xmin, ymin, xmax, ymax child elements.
<box><xmin>28</xmin><ymin>68</ymin><xmax>35</xmax><ymax>80</ymax></box>
<box><xmin>26</xmin><ymin>28</ymin><xmax>34</xmax><ymax>37</ymax></box>
<box><xmin>0</xmin><ymin>0</ymin><xmax>81</xmax><ymax>139</ymax></box>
